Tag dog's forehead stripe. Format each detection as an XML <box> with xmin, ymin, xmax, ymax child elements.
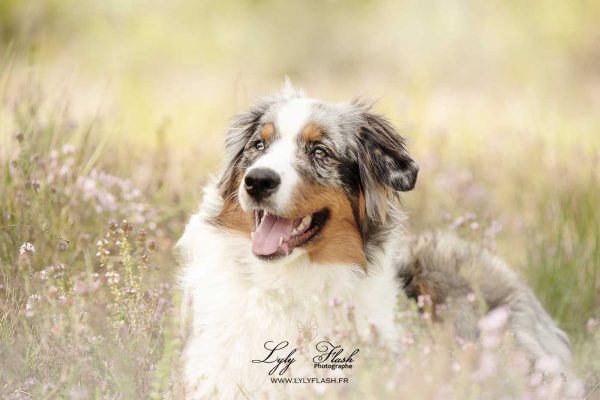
<box><xmin>276</xmin><ymin>98</ymin><xmax>314</xmax><ymax>139</ymax></box>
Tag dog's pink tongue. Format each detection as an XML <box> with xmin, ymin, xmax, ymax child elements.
<box><xmin>252</xmin><ymin>214</ymin><xmax>294</xmax><ymax>256</ymax></box>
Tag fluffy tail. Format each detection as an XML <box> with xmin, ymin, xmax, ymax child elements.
<box><xmin>395</xmin><ymin>231</ymin><xmax>572</xmax><ymax>371</ymax></box>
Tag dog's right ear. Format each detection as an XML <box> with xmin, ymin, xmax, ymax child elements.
<box><xmin>217</xmin><ymin>100</ymin><xmax>272</xmax><ymax>197</ymax></box>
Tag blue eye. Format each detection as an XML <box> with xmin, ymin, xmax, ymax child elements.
<box><xmin>255</xmin><ymin>140</ymin><xmax>265</xmax><ymax>151</ymax></box>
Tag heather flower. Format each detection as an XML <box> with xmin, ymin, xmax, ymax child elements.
<box><xmin>313</xmin><ymin>382</ymin><xmax>328</xmax><ymax>395</ymax></box>
<box><xmin>73</xmin><ymin>283</ymin><xmax>89</xmax><ymax>295</ymax></box>
<box><xmin>52</xmin><ymin>264</ymin><xmax>66</xmax><ymax>278</ymax></box>
<box><xmin>484</xmin><ymin>220</ymin><xmax>503</xmax><ymax>239</ymax></box>
<box><xmin>450</xmin><ymin>216</ymin><xmax>465</xmax><ymax>229</ymax></box>
<box><xmin>330</xmin><ymin>297</ymin><xmax>342</xmax><ymax>307</ymax></box>
<box><xmin>62</xmin><ymin>144</ymin><xmax>76</xmax><ymax>154</ymax></box>
<box><xmin>59</xmin><ymin>165</ymin><xmax>71</xmax><ymax>176</ymax></box>
<box><xmin>417</xmin><ymin>294</ymin><xmax>432</xmax><ymax>309</ymax></box>
<box><xmin>24</xmin><ymin>302</ymin><xmax>34</xmax><ymax>318</ymax></box>
<box><xmin>472</xmin><ymin>351</ymin><xmax>498</xmax><ymax>381</ymax></box>
<box><xmin>534</xmin><ymin>355</ymin><xmax>561</xmax><ymax>375</ymax></box>
<box><xmin>57</xmin><ymin>240</ymin><xmax>68</xmax><ymax>251</ymax></box>
<box><xmin>478</xmin><ymin>306</ymin><xmax>510</xmax><ymax>332</ymax></box>
<box><xmin>105</xmin><ymin>271</ymin><xmax>121</xmax><ymax>284</ymax></box>
<box><xmin>38</xmin><ymin>269</ymin><xmax>49</xmax><ymax>281</ymax></box>
<box><xmin>400</xmin><ymin>334</ymin><xmax>415</xmax><ymax>346</ymax></box>
<box><xmin>529</xmin><ymin>371</ymin><xmax>544</xmax><ymax>387</ymax></box>
<box><xmin>481</xmin><ymin>332</ymin><xmax>502</xmax><ymax>349</ymax></box>
<box><xmin>19</xmin><ymin>242</ymin><xmax>35</xmax><ymax>255</ymax></box>
<box><xmin>96</xmin><ymin>239</ymin><xmax>110</xmax><ymax>257</ymax></box>
<box><xmin>451</xmin><ymin>362</ymin><xmax>461</xmax><ymax>372</ymax></box>
<box><xmin>563</xmin><ymin>380</ymin><xmax>585</xmax><ymax>398</ymax></box>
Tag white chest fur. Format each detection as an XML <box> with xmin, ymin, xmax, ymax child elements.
<box><xmin>178</xmin><ymin>184</ymin><xmax>400</xmax><ymax>399</ymax></box>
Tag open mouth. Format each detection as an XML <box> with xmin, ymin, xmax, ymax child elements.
<box><xmin>251</xmin><ymin>208</ymin><xmax>329</xmax><ymax>260</ymax></box>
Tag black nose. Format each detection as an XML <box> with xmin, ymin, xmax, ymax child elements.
<box><xmin>244</xmin><ymin>168</ymin><xmax>281</xmax><ymax>201</ymax></box>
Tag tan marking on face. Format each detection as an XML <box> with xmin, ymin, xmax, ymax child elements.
<box><xmin>259</xmin><ymin>123</ymin><xmax>275</xmax><ymax>142</ymax></box>
<box><xmin>211</xmin><ymin>197</ymin><xmax>253</xmax><ymax>235</ymax></box>
<box><xmin>211</xmin><ymin>175</ymin><xmax>253</xmax><ymax>235</ymax></box>
<box><xmin>219</xmin><ymin>169</ymin><xmax>242</xmax><ymax>200</ymax></box>
<box><xmin>288</xmin><ymin>183</ymin><xmax>366</xmax><ymax>269</ymax></box>
<box><xmin>300</xmin><ymin>122</ymin><xmax>322</xmax><ymax>143</ymax></box>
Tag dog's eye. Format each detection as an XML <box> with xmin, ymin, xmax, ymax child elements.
<box><xmin>255</xmin><ymin>140</ymin><xmax>265</xmax><ymax>151</ymax></box>
<box><xmin>312</xmin><ymin>146</ymin><xmax>328</xmax><ymax>159</ymax></box>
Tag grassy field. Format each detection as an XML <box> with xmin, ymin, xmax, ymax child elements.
<box><xmin>0</xmin><ymin>0</ymin><xmax>599</xmax><ymax>398</ymax></box>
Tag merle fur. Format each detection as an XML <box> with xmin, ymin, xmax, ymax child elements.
<box><xmin>217</xmin><ymin>93</ymin><xmax>419</xmax><ymax>263</ymax></box>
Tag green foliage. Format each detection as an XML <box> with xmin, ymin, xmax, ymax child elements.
<box><xmin>527</xmin><ymin>182</ymin><xmax>600</xmax><ymax>335</ymax></box>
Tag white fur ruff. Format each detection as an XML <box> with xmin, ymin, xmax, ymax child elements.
<box><xmin>178</xmin><ymin>180</ymin><xmax>401</xmax><ymax>399</ymax></box>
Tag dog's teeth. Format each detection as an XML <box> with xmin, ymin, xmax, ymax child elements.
<box><xmin>296</xmin><ymin>215</ymin><xmax>311</xmax><ymax>233</ymax></box>
<box><xmin>251</xmin><ymin>232</ymin><xmax>255</xmax><ymax>239</ymax></box>
<box><xmin>302</xmin><ymin>215</ymin><xmax>312</xmax><ymax>226</ymax></box>
<box><xmin>279</xmin><ymin>237</ymin><xmax>283</xmax><ymax>247</ymax></box>
<box><xmin>290</xmin><ymin>228</ymin><xmax>298</xmax><ymax>235</ymax></box>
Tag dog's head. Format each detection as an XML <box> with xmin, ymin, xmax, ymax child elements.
<box><xmin>213</xmin><ymin>83</ymin><xmax>418</xmax><ymax>268</ymax></box>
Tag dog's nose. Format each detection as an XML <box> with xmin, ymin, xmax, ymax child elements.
<box><xmin>244</xmin><ymin>168</ymin><xmax>281</xmax><ymax>201</ymax></box>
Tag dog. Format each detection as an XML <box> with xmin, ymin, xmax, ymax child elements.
<box><xmin>177</xmin><ymin>82</ymin><xmax>572</xmax><ymax>399</ymax></box>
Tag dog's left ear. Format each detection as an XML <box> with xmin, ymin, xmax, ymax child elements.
<box><xmin>358</xmin><ymin>112</ymin><xmax>419</xmax><ymax>192</ymax></box>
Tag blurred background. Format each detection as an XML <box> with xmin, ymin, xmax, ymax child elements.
<box><xmin>1</xmin><ymin>0</ymin><xmax>599</xmax><ymax>398</ymax></box>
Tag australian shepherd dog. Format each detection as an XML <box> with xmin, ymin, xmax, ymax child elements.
<box><xmin>178</xmin><ymin>82</ymin><xmax>572</xmax><ymax>399</ymax></box>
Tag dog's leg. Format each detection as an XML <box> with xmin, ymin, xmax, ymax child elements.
<box><xmin>396</xmin><ymin>231</ymin><xmax>573</xmax><ymax>374</ymax></box>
